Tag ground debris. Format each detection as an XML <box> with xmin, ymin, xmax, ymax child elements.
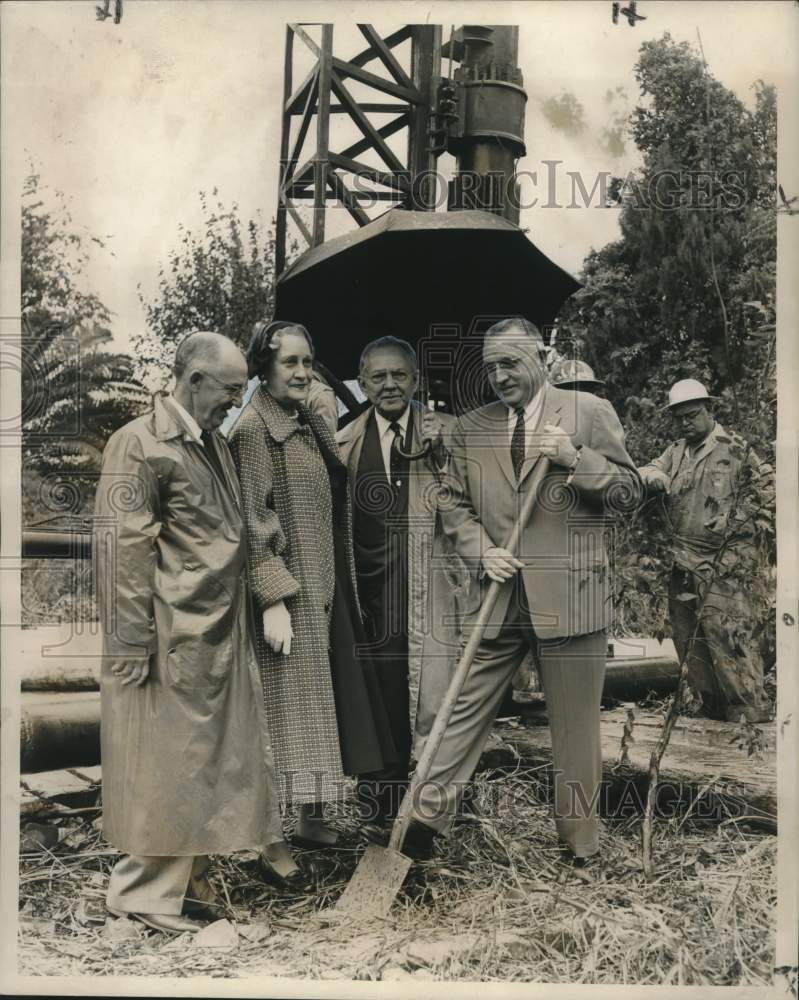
<box><xmin>17</xmin><ymin>766</ymin><xmax>776</xmax><ymax>985</ymax></box>
<box><xmin>101</xmin><ymin>917</ymin><xmax>143</xmax><ymax>943</ymax></box>
<box><xmin>405</xmin><ymin>933</ymin><xmax>480</xmax><ymax>967</ymax></box>
<box><xmin>238</xmin><ymin>920</ymin><xmax>272</xmax><ymax>944</ymax></box>
<box><xmin>380</xmin><ymin>963</ymin><xmax>414</xmax><ymax>981</ymax></box>
<box><xmin>194</xmin><ymin>919</ymin><xmax>238</xmax><ymax>951</ymax></box>
<box><xmin>75</xmin><ymin>898</ymin><xmax>105</xmax><ymax>926</ymax></box>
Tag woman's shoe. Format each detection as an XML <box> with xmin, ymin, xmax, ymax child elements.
<box><xmin>257</xmin><ymin>854</ymin><xmax>310</xmax><ymax>892</ymax></box>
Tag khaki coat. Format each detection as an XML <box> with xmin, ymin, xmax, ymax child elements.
<box><xmin>95</xmin><ymin>394</ymin><xmax>279</xmax><ymax>855</ymax></box>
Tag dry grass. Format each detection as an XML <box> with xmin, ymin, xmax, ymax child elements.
<box><xmin>18</xmin><ymin>761</ymin><xmax>776</xmax><ymax>985</ymax></box>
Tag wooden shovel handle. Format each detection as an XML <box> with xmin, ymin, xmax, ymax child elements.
<box><xmin>389</xmin><ymin>456</ymin><xmax>552</xmax><ymax>852</ymax></box>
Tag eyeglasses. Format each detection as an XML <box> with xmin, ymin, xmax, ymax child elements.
<box><xmin>483</xmin><ymin>354</ymin><xmax>547</xmax><ymax>376</ymax></box>
<box><xmin>196</xmin><ymin>370</ymin><xmax>248</xmax><ymax>399</ymax></box>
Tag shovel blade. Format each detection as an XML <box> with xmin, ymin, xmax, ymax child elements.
<box><xmin>334</xmin><ymin>845</ymin><xmax>413</xmax><ymax>919</ymax></box>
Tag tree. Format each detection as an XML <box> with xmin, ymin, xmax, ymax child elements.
<box><xmin>21</xmin><ymin>172</ymin><xmax>149</xmax><ymax>625</ymax></box>
<box><xmin>554</xmin><ymin>35</ymin><xmax>777</xmax><ymax>641</ymax></box>
<box><xmin>134</xmin><ymin>191</ymin><xmax>283</xmax><ymax>389</ymax></box>
<box><xmin>21</xmin><ymin>172</ymin><xmax>148</xmax><ymax>480</ymax></box>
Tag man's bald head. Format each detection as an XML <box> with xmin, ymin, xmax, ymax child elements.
<box><xmin>172</xmin><ymin>331</ymin><xmax>248</xmax><ymax>431</ymax></box>
<box><xmin>174</xmin><ymin>331</ymin><xmax>243</xmax><ymax>380</ymax></box>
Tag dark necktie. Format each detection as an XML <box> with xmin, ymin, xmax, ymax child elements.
<box><xmin>201</xmin><ymin>429</ymin><xmax>226</xmax><ymax>484</ymax></box>
<box><xmin>389</xmin><ymin>421</ymin><xmax>403</xmax><ymax>483</ymax></box>
<box><xmin>510</xmin><ymin>407</ymin><xmax>526</xmax><ymax>480</ymax></box>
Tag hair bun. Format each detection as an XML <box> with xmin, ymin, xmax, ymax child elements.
<box><xmin>246</xmin><ymin>319</ymin><xmax>313</xmax><ymax>379</ymax></box>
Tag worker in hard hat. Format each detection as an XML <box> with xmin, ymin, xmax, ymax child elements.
<box><xmin>638</xmin><ymin>379</ymin><xmax>772</xmax><ymax>723</ymax></box>
<box><xmin>550</xmin><ymin>358</ymin><xmax>605</xmax><ymax>393</ymax></box>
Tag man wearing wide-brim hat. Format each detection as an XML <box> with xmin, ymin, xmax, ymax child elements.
<box><xmin>638</xmin><ymin>379</ymin><xmax>772</xmax><ymax>723</ymax></box>
<box><xmin>550</xmin><ymin>358</ymin><xmax>605</xmax><ymax>393</ymax></box>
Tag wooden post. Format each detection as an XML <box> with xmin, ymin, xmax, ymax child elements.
<box><xmin>407</xmin><ymin>25</ymin><xmax>442</xmax><ymax>210</ymax></box>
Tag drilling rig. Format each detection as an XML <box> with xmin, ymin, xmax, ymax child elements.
<box><xmin>272</xmin><ymin>23</ymin><xmax>579</xmax><ymax>412</ymax></box>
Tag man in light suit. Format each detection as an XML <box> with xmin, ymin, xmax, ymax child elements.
<box><xmin>404</xmin><ymin>318</ymin><xmax>640</xmax><ymax>863</ymax></box>
<box><xmin>337</xmin><ymin>336</ymin><xmax>466</xmax><ymax>830</ymax></box>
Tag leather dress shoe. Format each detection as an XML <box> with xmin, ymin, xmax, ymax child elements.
<box><xmin>257</xmin><ymin>854</ymin><xmax>310</xmax><ymax>892</ymax></box>
<box><xmin>183</xmin><ymin>895</ymin><xmax>227</xmax><ymax>922</ymax></box>
<box><xmin>400</xmin><ymin>819</ymin><xmax>438</xmax><ymax>861</ymax></box>
<box><xmin>107</xmin><ymin>905</ymin><xmax>203</xmax><ymax>934</ymax></box>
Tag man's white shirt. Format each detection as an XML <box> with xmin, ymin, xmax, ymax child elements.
<box><xmin>168</xmin><ymin>395</ymin><xmax>204</xmax><ymax>444</ymax></box>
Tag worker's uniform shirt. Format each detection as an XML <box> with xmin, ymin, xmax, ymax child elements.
<box><xmin>640</xmin><ymin>422</ymin><xmax>761</xmax><ymax>577</ymax></box>
<box><xmin>640</xmin><ymin>422</ymin><xmax>773</xmax><ymax>721</ymax></box>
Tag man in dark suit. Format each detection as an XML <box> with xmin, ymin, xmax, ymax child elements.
<box><xmin>337</xmin><ymin>336</ymin><xmax>465</xmax><ymax>830</ymax></box>
<box><xmin>404</xmin><ymin>318</ymin><xmax>640</xmax><ymax>863</ymax></box>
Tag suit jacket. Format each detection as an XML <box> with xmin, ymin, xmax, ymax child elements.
<box><xmin>337</xmin><ymin>400</ymin><xmax>468</xmax><ymax>753</ymax></box>
<box><xmin>440</xmin><ymin>384</ymin><xmax>641</xmax><ymax>640</ymax></box>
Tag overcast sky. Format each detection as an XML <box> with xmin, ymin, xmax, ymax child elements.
<box><xmin>3</xmin><ymin>0</ymin><xmax>797</xmax><ymax>353</ymax></box>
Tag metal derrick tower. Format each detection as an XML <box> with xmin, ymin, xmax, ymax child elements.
<box><xmin>275</xmin><ymin>24</ymin><xmax>442</xmax><ymax>277</ymax></box>
<box><xmin>274</xmin><ymin>23</ymin><xmax>529</xmax><ymax>278</ymax></box>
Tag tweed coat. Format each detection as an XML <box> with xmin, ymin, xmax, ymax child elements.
<box><xmin>95</xmin><ymin>393</ymin><xmax>280</xmax><ymax>855</ymax></box>
<box><xmin>441</xmin><ymin>384</ymin><xmax>641</xmax><ymax>641</ymax></box>
<box><xmin>337</xmin><ymin>400</ymin><xmax>468</xmax><ymax>757</ymax></box>
<box><xmin>228</xmin><ymin>386</ymin><xmax>357</xmax><ymax>804</ymax></box>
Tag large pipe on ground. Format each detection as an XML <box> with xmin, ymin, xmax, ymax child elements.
<box><xmin>22</xmin><ymin>530</ymin><xmax>92</xmax><ymax>559</ymax></box>
<box><xmin>20</xmin><ymin>656</ymin><xmax>679</xmax><ymax>773</ymax></box>
<box><xmin>21</xmin><ymin>692</ymin><xmax>101</xmax><ymax>773</ymax></box>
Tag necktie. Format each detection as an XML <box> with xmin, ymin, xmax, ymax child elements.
<box><xmin>510</xmin><ymin>407</ymin><xmax>526</xmax><ymax>480</ymax></box>
<box><xmin>389</xmin><ymin>422</ymin><xmax>403</xmax><ymax>483</ymax></box>
<box><xmin>201</xmin><ymin>429</ymin><xmax>226</xmax><ymax>483</ymax></box>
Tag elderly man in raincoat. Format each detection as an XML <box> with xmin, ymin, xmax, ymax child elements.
<box><xmin>95</xmin><ymin>332</ymin><xmax>282</xmax><ymax>934</ymax></box>
<box><xmin>639</xmin><ymin>379</ymin><xmax>772</xmax><ymax>723</ymax></box>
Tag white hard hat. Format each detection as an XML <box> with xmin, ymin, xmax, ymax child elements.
<box><xmin>551</xmin><ymin>358</ymin><xmax>605</xmax><ymax>389</ymax></box>
<box><xmin>665</xmin><ymin>378</ymin><xmax>715</xmax><ymax>410</ymax></box>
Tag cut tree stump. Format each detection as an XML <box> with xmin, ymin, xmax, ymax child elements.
<box><xmin>479</xmin><ymin>707</ymin><xmax>776</xmax><ymax>830</ymax></box>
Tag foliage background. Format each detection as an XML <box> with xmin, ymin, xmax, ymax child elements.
<box><xmin>133</xmin><ymin>191</ymin><xmax>284</xmax><ymax>391</ymax></box>
<box><xmin>553</xmin><ymin>35</ymin><xmax>777</xmax><ymax>656</ymax></box>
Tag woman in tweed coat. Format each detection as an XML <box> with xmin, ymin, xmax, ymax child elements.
<box><xmin>228</xmin><ymin>320</ymin><xmax>395</xmax><ymax>886</ymax></box>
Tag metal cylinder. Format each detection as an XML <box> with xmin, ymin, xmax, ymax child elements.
<box><xmin>442</xmin><ymin>25</ymin><xmax>527</xmax><ymax>224</ymax></box>
<box><xmin>457</xmin><ymin>80</ymin><xmax>527</xmax><ymax>162</ymax></box>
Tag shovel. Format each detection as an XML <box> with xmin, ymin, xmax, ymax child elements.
<box><xmin>334</xmin><ymin>456</ymin><xmax>552</xmax><ymax>919</ymax></box>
